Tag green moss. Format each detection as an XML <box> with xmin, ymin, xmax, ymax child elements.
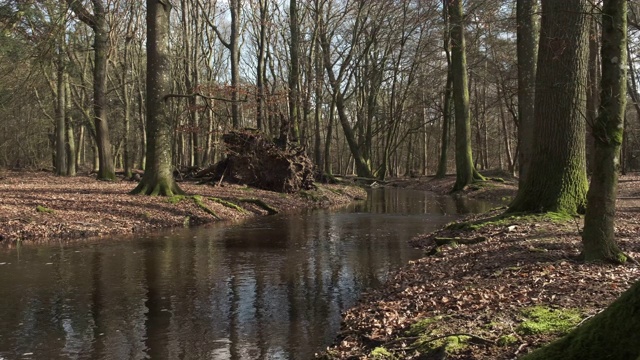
<box><xmin>209</xmin><ymin>197</ymin><xmax>247</xmax><ymax>213</ymax></box>
<box><xmin>167</xmin><ymin>195</ymin><xmax>186</xmax><ymax>204</ymax></box>
<box><xmin>239</xmin><ymin>198</ymin><xmax>278</xmax><ymax>215</ymax></box>
<box><xmin>520</xmin><ymin>280</ymin><xmax>640</xmax><ymax>360</ymax></box>
<box><xmin>414</xmin><ymin>335</ymin><xmax>470</xmax><ymax>355</ymax></box>
<box><xmin>516</xmin><ymin>306</ymin><xmax>582</xmax><ymax>335</ymax></box>
<box><xmin>192</xmin><ymin>195</ymin><xmax>220</xmax><ymax>219</ymax></box>
<box><xmin>370</xmin><ymin>347</ymin><xmax>395</xmax><ymax>359</ymax></box>
<box><xmin>446</xmin><ymin>212</ymin><xmax>574</xmax><ymax>231</ymax></box>
<box><xmin>406</xmin><ymin>316</ymin><xmax>443</xmax><ymax>336</ymax></box>
<box><xmin>36</xmin><ymin>205</ymin><xmax>54</xmax><ymax>214</ymax></box>
<box><xmin>299</xmin><ymin>190</ymin><xmax>329</xmax><ymax>202</ymax></box>
<box><xmin>497</xmin><ymin>334</ymin><xmax>519</xmax><ymax>346</ymax></box>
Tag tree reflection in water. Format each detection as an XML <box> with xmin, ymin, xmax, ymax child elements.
<box><xmin>0</xmin><ymin>188</ymin><xmax>497</xmax><ymax>359</ymax></box>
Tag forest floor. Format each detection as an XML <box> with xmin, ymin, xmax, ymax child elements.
<box><xmin>320</xmin><ymin>173</ymin><xmax>640</xmax><ymax>360</ymax></box>
<box><xmin>0</xmin><ymin>170</ymin><xmax>366</xmax><ymax>246</ymax></box>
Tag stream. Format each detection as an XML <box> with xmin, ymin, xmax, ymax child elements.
<box><xmin>0</xmin><ymin>188</ymin><xmax>496</xmax><ymax>359</ymax></box>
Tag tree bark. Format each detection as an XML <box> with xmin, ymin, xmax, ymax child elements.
<box><xmin>55</xmin><ymin>46</ymin><xmax>67</xmax><ymax>176</ymax></box>
<box><xmin>450</xmin><ymin>0</ymin><xmax>482</xmax><ymax>191</ymax></box>
<box><xmin>67</xmin><ymin>0</ymin><xmax>116</xmax><ymax>180</ymax></box>
<box><xmin>508</xmin><ymin>0</ymin><xmax>589</xmax><ymax>214</ymax></box>
<box><xmin>132</xmin><ymin>0</ymin><xmax>184</xmax><ymax>196</ymax></box>
<box><xmin>436</xmin><ymin>0</ymin><xmax>453</xmax><ymax>179</ymax></box>
<box><xmin>516</xmin><ymin>0</ymin><xmax>539</xmax><ymax>186</ymax></box>
<box><xmin>581</xmin><ymin>0</ymin><xmax>627</xmax><ymax>263</ymax></box>
<box><xmin>287</xmin><ymin>0</ymin><xmax>300</xmax><ymax>145</ymax></box>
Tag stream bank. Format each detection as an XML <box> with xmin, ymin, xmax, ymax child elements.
<box><xmin>320</xmin><ymin>174</ymin><xmax>640</xmax><ymax>360</ymax></box>
<box><xmin>0</xmin><ymin>170</ymin><xmax>366</xmax><ymax>245</ymax></box>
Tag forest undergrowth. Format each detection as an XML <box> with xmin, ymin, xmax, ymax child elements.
<box><xmin>320</xmin><ymin>173</ymin><xmax>640</xmax><ymax>359</ymax></box>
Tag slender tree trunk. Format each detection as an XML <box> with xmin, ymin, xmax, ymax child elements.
<box><xmin>319</xmin><ymin>30</ymin><xmax>373</xmax><ymax>178</ymax></box>
<box><xmin>450</xmin><ymin>0</ymin><xmax>482</xmax><ymax>191</ymax></box>
<box><xmin>581</xmin><ymin>0</ymin><xmax>627</xmax><ymax>263</ymax></box>
<box><xmin>55</xmin><ymin>49</ymin><xmax>67</xmax><ymax>176</ymax></box>
<box><xmin>516</xmin><ymin>0</ymin><xmax>539</xmax><ymax>186</ymax></box>
<box><xmin>65</xmin><ymin>75</ymin><xmax>76</xmax><ymax>176</ymax></box>
<box><xmin>436</xmin><ymin>72</ymin><xmax>453</xmax><ymax>178</ymax></box>
<box><xmin>313</xmin><ymin>15</ymin><xmax>323</xmax><ymax>168</ymax></box>
<box><xmin>498</xmin><ymin>83</ymin><xmax>515</xmax><ymax>175</ymax></box>
<box><xmin>123</xmin><ymin>39</ymin><xmax>132</xmax><ymax>178</ymax></box>
<box><xmin>508</xmin><ymin>0</ymin><xmax>589</xmax><ymax>214</ymax></box>
<box><xmin>256</xmin><ymin>0</ymin><xmax>267</xmax><ymax>131</ymax></box>
<box><xmin>132</xmin><ymin>0</ymin><xmax>184</xmax><ymax>196</ymax></box>
<box><xmin>230</xmin><ymin>0</ymin><xmax>241</xmax><ymax>129</ymax></box>
<box><xmin>586</xmin><ymin>17</ymin><xmax>600</xmax><ymax>174</ymax></box>
<box><xmin>288</xmin><ymin>0</ymin><xmax>300</xmax><ymax>144</ymax></box>
<box><xmin>93</xmin><ymin>7</ymin><xmax>116</xmax><ymax>180</ymax></box>
<box><xmin>324</xmin><ymin>98</ymin><xmax>335</xmax><ymax>175</ymax></box>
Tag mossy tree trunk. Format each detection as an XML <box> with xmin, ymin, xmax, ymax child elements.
<box><xmin>520</xmin><ymin>278</ymin><xmax>640</xmax><ymax>360</ymax></box>
<box><xmin>508</xmin><ymin>0</ymin><xmax>589</xmax><ymax>214</ymax></box>
<box><xmin>516</xmin><ymin>0</ymin><xmax>539</xmax><ymax>186</ymax></box>
<box><xmin>450</xmin><ymin>0</ymin><xmax>483</xmax><ymax>191</ymax></box>
<box><xmin>581</xmin><ymin>0</ymin><xmax>627</xmax><ymax>263</ymax></box>
<box><xmin>132</xmin><ymin>0</ymin><xmax>184</xmax><ymax>197</ymax></box>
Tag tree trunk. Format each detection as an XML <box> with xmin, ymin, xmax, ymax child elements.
<box><xmin>230</xmin><ymin>0</ymin><xmax>241</xmax><ymax>129</ymax></box>
<box><xmin>256</xmin><ymin>0</ymin><xmax>267</xmax><ymax>132</ymax></box>
<box><xmin>287</xmin><ymin>0</ymin><xmax>300</xmax><ymax>144</ymax></box>
<box><xmin>520</xmin><ymin>278</ymin><xmax>640</xmax><ymax>359</ymax></box>
<box><xmin>450</xmin><ymin>0</ymin><xmax>482</xmax><ymax>191</ymax></box>
<box><xmin>516</xmin><ymin>0</ymin><xmax>539</xmax><ymax>186</ymax></box>
<box><xmin>55</xmin><ymin>49</ymin><xmax>67</xmax><ymax>176</ymax></box>
<box><xmin>508</xmin><ymin>0</ymin><xmax>589</xmax><ymax>214</ymax></box>
<box><xmin>65</xmin><ymin>74</ymin><xmax>76</xmax><ymax>176</ymax></box>
<box><xmin>93</xmin><ymin>4</ymin><xmax>116</xmax><ymax>180</ymax></box>
<box><xmin>313</xmin><ymin>12</ymin><xmax>323</xmax><ymax>168</ymax></box>
<box><xmin>132</xmin><ymin>0</ymin><xmax>184</xmax><ymax>196</ymax></box>
<box><xmin>581</xmin><ymin>0</ymin><xmax>627</xmax><ymax>263</ymax></box>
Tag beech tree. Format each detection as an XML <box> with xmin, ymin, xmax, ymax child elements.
<box><xmin>131</xmin><ymin>0</ymin><xmax>184</xmax><ymax>196</ymax></box>
<box><xmin>508</xmin><ymin>0</ymin><xmax>590</xmax><ymax>214</ymax></box>
<box><xmin>581</xmin><ymin>0</ymin><xmax>627</xmax><ymax>263</ymax></box>
<box><xmin>450</xmin><ymin>0</ymin><xmax>483</xmax><ymax>191</ymax></box>
<box><xmin>66</xmin><ymin>0</ymin><xmax>116</xmax><ymax>181</ymax></box>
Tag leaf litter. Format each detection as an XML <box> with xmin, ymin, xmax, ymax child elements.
<box><xmin>319</xmin><ymin>174</ymin><xmax>640</xmax><ymax>359</ymax></box>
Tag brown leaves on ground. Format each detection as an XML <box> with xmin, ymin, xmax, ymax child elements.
<box><xmin>0</xmin><ymin>171</ymin><xmax>365</xmax><ymax>245</ymax></box>
<box><xmin>321</xmin><ymin>173</ymin><xmax>640</xmax><ymax>360</ymax></box>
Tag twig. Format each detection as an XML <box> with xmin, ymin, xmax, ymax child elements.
<box><xmin>418</xmin><ymin>333</ymin><xmax>495</xmax><ymax>345</ymax></box>
<box><xmin>163</xmin><ymin>92</ymin><xmax>248</xmax><ymax>103</ymax></box>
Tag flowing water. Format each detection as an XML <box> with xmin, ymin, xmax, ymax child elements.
<box><xmin>0</xmin><ymin>188</ymin><xmax>496</xmax><ymax>359</ymax></box>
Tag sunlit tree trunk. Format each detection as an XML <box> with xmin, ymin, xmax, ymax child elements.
<box><xmin>508</xmin><ymin>0</ymin><xmax>589</xmax><ymax>214</ymax></box>
<box><xmin>450</xmin><ymin>0</ymin><xmax>482</xmax><ymax>191</ymax></box>
<box><xmin>581</xmin><ymin>0</ymin><xmax>627</xmax><ymax>263</ymax></box>
<box><xmin>132</xmin><ymin>0</ymin><xmax>184</xmax><ymax>196</ymax></box>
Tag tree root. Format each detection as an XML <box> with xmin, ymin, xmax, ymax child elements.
<box><xmin>239</xmin><ymin>198</ymin><xmax>278</xmax><ymax>215</ymax></box>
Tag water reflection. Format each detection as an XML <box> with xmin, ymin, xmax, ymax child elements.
<box><xmin>0</xmin><ymin>188</ymin><xmax>496</xmax><ymax>359</ymax></box>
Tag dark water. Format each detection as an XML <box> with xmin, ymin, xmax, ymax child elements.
<box><xmin>0</xmin><ymin>188</ymin><xmax>495</xmax><ymax>360</ymax></box>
